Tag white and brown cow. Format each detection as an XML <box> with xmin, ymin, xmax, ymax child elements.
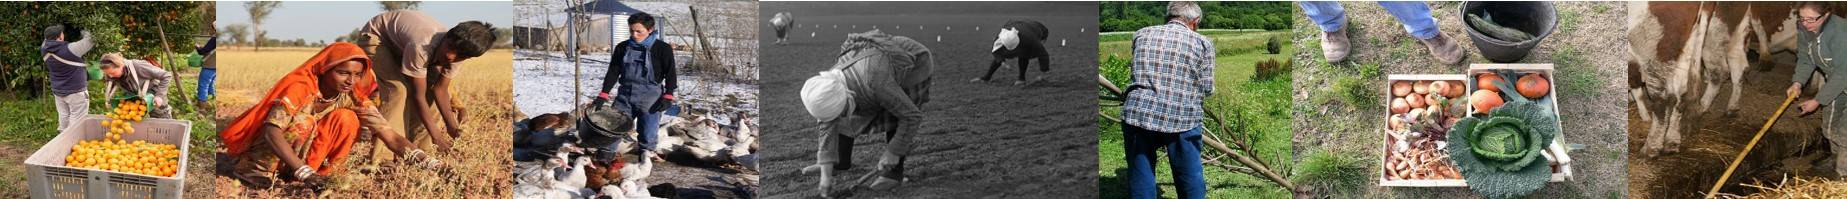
<box><xmin>1629</xmin><ymin>2</ymin><xmax>1811</xmax><ymax>157</ymax></box>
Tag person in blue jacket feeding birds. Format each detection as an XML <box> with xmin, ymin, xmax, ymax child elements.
<box><xmin>592</xmin><ymin>12</ymin><xmax>679</xmax><ymax>166</ymax></box>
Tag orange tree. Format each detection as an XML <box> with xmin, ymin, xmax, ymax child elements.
<box><xmin>0</xmin><ymin>2</ymin><xmax>210</xmax><ymax>97</ymax></box>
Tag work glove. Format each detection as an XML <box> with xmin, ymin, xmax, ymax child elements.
<box><xmin>650</xmin><ymin>94</ymin><xmax>674</xmax><ymax>113</ymax></box>
<box><xmin>591</xmin><ymin>92</ymin><xmax>611</xmax><ymax>109</ymax></box>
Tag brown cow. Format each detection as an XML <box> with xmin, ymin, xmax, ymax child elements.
<box><xmin>1628</xmin><ymin>2</ymin><xmax>1813</xmax><ymax>157</ymax></box>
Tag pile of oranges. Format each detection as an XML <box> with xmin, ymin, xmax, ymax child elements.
<box><xmin>64</xmin><ymin>140</ymin><xmax>181</xmax><ymax>177</ymax></box>
<box><xmin>62</xmin><ymin>100</ymin><xmax>180</xmax><ymax>177</ymax></box>
<box><xmin>103</xmin><ymin>100</ymin><xmax>146</xmax><ymax>140</ymax></box>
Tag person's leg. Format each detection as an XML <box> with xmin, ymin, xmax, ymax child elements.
<box><xmin>233</xmin><ymin>133</ymin><xmax>281</xmax><ymax>189</ymax></box>
<box><xmin>638</xmin><ymin>110</ymin><xmax>661</xmax><ymax>154</ymax></box>
<box><xmin>1378</xmin><ymin>2</ymin><xmax>1439</xmax><ymax>39</ymax></box>
<box><xmin>1037</xmin><ymin>54</ymin><xmax>1051</xmax><ymax>73</ymax></box>
<box><xmin>1167</xmin><ymin>127</ymin><xmax>1207</xmax><ymax>199</ymax></box>
<box><xmin>1300</xmin><ymin>1</ymin><xmax>1353</xmax><ymax>62</ymax></box>
<box><xmin>53</xmin><ymin>93</ymin><xmax>71</xmax><ymax>130</ymax></box>
<box><xmin>58</xmin><ymin>91</ymin><xmax>89</xmax><ymax>130</ymax></box>
<box><xmin>197</xmin><ymin>68</ymin><xmax>215</xmax><ymax>103</ymax></box>
<box><xmin>1298</xmin><ymin>1</ymin><xmax>1347</xmax><ymax>31</ymax></box>
<box><xmin>368</xmin><ymin>45</ymin><xmax>409</xmax><ymax>167</ymax></box>
<box><xmin>1380</xmin><ymin>1</ymin><xmax>1464</xmax><ymax>64</ymax></box>
<box><xmin>1122</xmin><ymin>124</ymin><xmax>1161</xmax><ymax>199</ymax></box>
<box><xmin>1830</xmin><ymin>99</ymin><xmax>1847</xmax><ymax>175</ymax></box>
<box><xmin>1016</xmin><ymin>55</ymin><xmax>1031</xmax><ymax>82</ymax></box>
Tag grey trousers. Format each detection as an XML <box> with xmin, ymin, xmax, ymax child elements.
<box><xmin>1830</xmin><ymin>99</ymin><xmax>1847</xmax><ymax>175</ymax></box>
<box><xmin>54</xmin><ymin>91</ymin><xmax>88</xmax><ymax>131</ymax></box>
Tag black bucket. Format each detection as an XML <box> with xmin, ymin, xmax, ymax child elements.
<box><xmin>577</xmin><ymin>106</ymin><xmax>634</xmax><ymax>147</ymax></box>
<box><xmin>1462</xmin><ymin>1</ymin><xmax>1556</xmax><ymax>63</ymax></box>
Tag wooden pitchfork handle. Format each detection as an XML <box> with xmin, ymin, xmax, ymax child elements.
<box><xmin>1704</xmin><ymin>95</ymin><xmax>1797</xmax><ymax>198</ymax></box>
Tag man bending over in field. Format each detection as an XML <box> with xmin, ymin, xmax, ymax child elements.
<box><xmin>356</xmin><ymin>10</ymin><xmax>499</xmax><ymax>169</ymax></box>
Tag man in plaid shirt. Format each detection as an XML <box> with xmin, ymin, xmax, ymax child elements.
<box><xmin>1119</xmin><ymin>2</ymin><xmax>1213</xmax><ymax>199</ymax></box>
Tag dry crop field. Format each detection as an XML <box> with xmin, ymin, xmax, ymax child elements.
<box><xmin>210</xmin><ymin>47</ymin><xmax>514</xmax><ymax>197</ymax></box>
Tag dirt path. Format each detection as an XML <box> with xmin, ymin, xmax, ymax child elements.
<box><xmin>757</xmin><ymin>2</ymin><xmax>1098</xmax><ymax>198</ymax></box>
<box><xmin>1290</xmin><ymin>2</ymin><xmax>1630</xmax><ymax>198</ymax></box>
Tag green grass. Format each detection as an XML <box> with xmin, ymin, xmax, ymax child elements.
<box><xmin>1292</xmin><ymin>149</ymin><xmax>1369</xmax><ymax>197</ymax></box>
<box><xmin>1098</xmin><ymin>30</ymin><xmax>1295</xmax><ymax>199</ymax></box>
<box><xmin>0</xmin><ymin>95</ymin><xmax>62</xmax><ymax>147</ymax></box>
<box><xmin>1558</xmin><ymin>9</ymin><xmax>1582</xmax><ymax>34</ymax></box>
<box><xmin>1552</xmin><ymin>46</ymin><xmax>1605</xmax><ymax>99</ymax></box>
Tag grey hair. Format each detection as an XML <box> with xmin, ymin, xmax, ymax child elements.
<box><xmin>1167</xmin><ymin>1</ymin><xmax>1203</xmax><ymax>22</ymax></box>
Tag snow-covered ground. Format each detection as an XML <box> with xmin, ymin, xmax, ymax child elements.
<box><xmin>513</xmin><ymin>49</ymin><xmax>758</xmax><ymax>125</ymax></box>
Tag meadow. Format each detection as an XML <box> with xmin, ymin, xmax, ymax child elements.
<box><xmin>211</xmin><ymin>47</ymin><xmax>514</xmax><ymax>197</ymax></box>
<box><xmin>1096</xmin><ymin>30</ymin><xmax>1297</xmax><ymax>198</ymax></box>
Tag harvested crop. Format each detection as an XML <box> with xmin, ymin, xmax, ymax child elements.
<box><xmin>1394</xmin><ymin>80</ymin><xmax>1414</xmax><ymax>97</ymax></box>
<box><xmin>64</xmin><ymin>99</ymin><xmax>179</xmax><ymax>177</ymax></box>
<box><xmin>1471</xmin><ymin>90</ymin><xmax>1505</xmax><ymax>114</ymax></box>
<box><xmin>1408</xmin><ymin>93</ymin><xmax>1427</xmax><ymax>108</ymax></box>
<box><xmin>1392</xmin><ymin>98</ymin><xmax>1410</xmax><ymax>114</ymax></box>
<box><xmin>1430</xmin><ymin>81</ymin><xmax>1452</xmax><ymax>98</ymax></box>
<box><xmin>103</xmin><ymin>100</ymin><xmax>146</xmax><ymax>140</ymax></box>
<box><xmin>1516</xmin><ymin>73</ymin><xmax>1550</xmax><ymax>99</ymax></box>
<box><xmin>1477</xmin><ymin>73</ymin><xmax>1505</xmax><ymax>92</ymax></box>
<box><xmin>1390</xmin><ymin>114</ymin><xmax>1407</xmax><ymax>130</ymax></box>
<box><xmin>1467</xmin><ymin>13</ymin><xmax>1535</xmax><ymax>42</ymax></box>
<box><xmin>1447</xmin><ymin>80</ymin><xmax>1467</xmax><ymax>98</ymax></box>
<box><xmin>1414</xmin><ymin>80</ymin><xmax>1433</xmax><ymax>95</ymax></box>
<box><xmin>65</xmin><ymin>139</ymin><xmax>181</xmax><ymax>177</ymax></box>
<box><xmin>1446</xmin><ymin>100</ymin><xmax>1559</xmax><ymax>198</ymax></box>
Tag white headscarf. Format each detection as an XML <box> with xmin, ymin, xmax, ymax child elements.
<box><xmin>992</xmin><ymin>27</ymin><xmax>1020</xmax><ymax>52</ymax></box>
<box><xmin>801</xmin><ymin>69</ymin><xmax>853</xmax><ymax>122</ymax></box>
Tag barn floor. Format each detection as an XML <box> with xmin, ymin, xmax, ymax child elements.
<box><xmin>756</xmin><ymin>2</ymin><xmax>1100</xmax><ymax>198</ymax></box>
<box><xmin>1626</xmin><ymin>53</ymin><xmax>1835</xmax><ymax>198</ymax></box>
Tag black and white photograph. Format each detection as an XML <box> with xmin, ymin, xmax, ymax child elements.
<box><xmin>757</xmin><ymin>1</ymin><xmax>1099</xmax><ymax>198</ymax></box>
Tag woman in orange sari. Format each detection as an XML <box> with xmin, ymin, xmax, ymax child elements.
<box><xmin>219</xmin><ymin>43</ymin><xmax>435</xmax><ymax>188</ymax></box>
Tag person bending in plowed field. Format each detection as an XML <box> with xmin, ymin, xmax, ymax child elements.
<box><xmin>218</xmin><ymin>43</ymin><xmax>439</xmax><ymax>189</ymax></box>
<box><xmin>976</xmin><ymin>19</ymin><xmax>1053</xmax><ymax>86</ymax></box>
<box><xmin>799</xmin><ymin>29</ymin><xmax>934</xmax><ymax>197</ymax></box>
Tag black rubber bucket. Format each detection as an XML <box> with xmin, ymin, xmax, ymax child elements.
<box><xmin>577</xmin><ymin>106</ymin><xmax>634</xmax><ymax>147</ymax></box>
<box><xmin>1462</xmin><ymin>1</ymin><xmax>1556</xmax><ymax>63</ymax></box>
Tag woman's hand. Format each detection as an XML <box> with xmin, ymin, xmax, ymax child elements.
<box><xmin>1790</xmin><ymin>82</ymin><xmax>1804</xmax><ymax>98</ymax></box>
<box><xmin>1800</xmin><ymin>99</ymin><xmax>1823</xmax><ymax>116</ymax></box>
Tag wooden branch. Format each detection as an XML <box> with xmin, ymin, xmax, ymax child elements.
<box><xmin>1097</xmin><ymin>75</ymin><xmax>1298</xmax><ymax>191</ymax></box>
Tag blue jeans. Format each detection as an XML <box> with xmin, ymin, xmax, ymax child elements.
<box><xmin>1300</xmin><ymin>1</ymin><xmax>1440</xmax><ymax>39</ymax></box>
<box><xmin>1123</xmin><ymin>124</ymin><xmax>1205</xmax><ymax>199</ymax></box>
<box><xmin>625</xmin><ymin>107</ymin><xmax>661</xmax><ymax>154</ymax></box>
<box><xmin>197</xmin><ymin>68</ymin><xmax>216</xmax><ymax>102</ymax></box>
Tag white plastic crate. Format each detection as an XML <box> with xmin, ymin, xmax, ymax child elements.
<box><xmin>24</xmin><ymin>115</ymin><xmax>191</xmax><ymax>199</ymax></box>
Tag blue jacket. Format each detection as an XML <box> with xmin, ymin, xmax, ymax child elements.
<box><xmin>42</xmin><ymin>40</ymin><xmax>89</xmax><ymax>96</ymax></box>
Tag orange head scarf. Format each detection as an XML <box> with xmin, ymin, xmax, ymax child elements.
<box><xmin>220</xmin><ymin>43</ymin><xmax>376</xmax><ymax>157</ymax></box>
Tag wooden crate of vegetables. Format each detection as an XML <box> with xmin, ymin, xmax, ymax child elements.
<box><xmin>1380</xmin><ymin>70</ymin><xmax>1572</xmax><ymax>190</ymax></box>
<box><xmin>1379</xmin><ymin>74</ymin><xmax>1470</xmax><ymax>187</ymax></box>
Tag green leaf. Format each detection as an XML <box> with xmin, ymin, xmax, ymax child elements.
<box><xmin>1446</xmin><ymin>100</ymin><xmax>1558</xmax><ymax>198</ymax></box>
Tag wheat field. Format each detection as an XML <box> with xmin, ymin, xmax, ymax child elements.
<box><xmin>209</xmin><ymin>47</ymin><xmax>513</xmax><ymax>197</ymax></box>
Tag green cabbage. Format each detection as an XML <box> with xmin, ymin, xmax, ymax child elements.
<box><xmin>1446</xmin><ymin>100</ymin><xmax>1558</xmax><ymax>198</ymax></box>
